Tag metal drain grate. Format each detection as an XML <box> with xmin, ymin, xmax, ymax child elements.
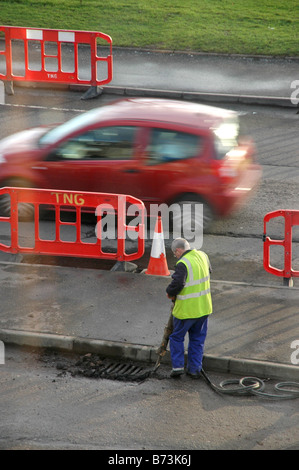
<box><xmin>99</xmin><ymin>362</ymin><xmax>151</xmax><ymax>381</ymax></box>
<box><xmin>73</xmin><ymin>355</ymin><xmax>152</xmax><ymax>381</ymax></box>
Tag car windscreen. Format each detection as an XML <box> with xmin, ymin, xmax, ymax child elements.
<box><xmin>38</xmin><ymin>108</ymin><xmax>106</xmax><ymax>147</ymax></box>
<box><xmin>213</xmin><ymin>117</ymin><xmax>240</xmax><ymax>159</ymax></box>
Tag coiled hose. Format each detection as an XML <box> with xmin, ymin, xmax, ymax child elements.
<box><xmin>201</xmin><ymin>368</ymin><xmax>299</xmax><ymax>400</ymax></box>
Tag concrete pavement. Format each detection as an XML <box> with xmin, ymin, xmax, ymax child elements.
<box><xmin>104</xmin><ymin>49</ymin><xmax>299</xmax><ymax>108</ymax></box>
<box><xmin>2</xmin><ymin>46</ymin><xmax>299</xmax><ymax>108</ymax></box>
<box><xmin>0</xmin><ymin>257</ymin><xmax>298</xmax><ymax>381</ymax></box>
<box><xmin>0</xmin><ymin>48</ymin><xmax>299</xmax><ymax>381</ymax></box>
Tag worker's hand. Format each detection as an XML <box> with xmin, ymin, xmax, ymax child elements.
<box><xmin>167</xmin><ymin>294</ymin><xmax>176</xmax><ymax>300</ymax></box>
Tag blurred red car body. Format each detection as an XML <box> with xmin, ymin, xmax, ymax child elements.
<box><xmin>0</xmin><ymin>98</ymin><xmax>261</xmax><ymax>229</ymax></box>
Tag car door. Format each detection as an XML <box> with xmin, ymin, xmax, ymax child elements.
<box><xmin>138</xmin><ymin>127</ymin><xmax>205</xmax><ymax>205</ymax></box>
<box><xmin>39</xmin><ymin>125</ymin><xmax>143</xmax><ymax>196</ymax></box>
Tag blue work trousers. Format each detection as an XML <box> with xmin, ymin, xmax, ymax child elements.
<box><xmin>169</xmin><ymin>315</ymin><xmax>209</xmax><ymax>373</ymax></box>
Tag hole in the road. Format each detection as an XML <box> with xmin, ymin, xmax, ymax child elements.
<box><xmin>56</xmin><ymin>353</ymin><xmax>152</xmax><ymax>382</ymax></box>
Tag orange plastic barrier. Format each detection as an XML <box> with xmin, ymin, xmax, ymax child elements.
<box><xmin>0</xmin><ymin>25</ymin><xmax>113</xmax><ymax>86</ymax></box>
<box><xmin>0</xmin><ymin>187</ymin><xmax>144</xmax><ymax>262</ymax></box>
<box><xmin>263</xmin><ymin>210</ymin><xmax>299</xmax><ymax>282</ymax></box>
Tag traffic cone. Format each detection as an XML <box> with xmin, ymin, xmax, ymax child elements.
<box><xmin>145</xmin><ymin>215</ymin><xmax>170</xmax><ymax>276</ymax></box>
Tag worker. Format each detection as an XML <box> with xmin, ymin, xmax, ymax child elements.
<box><xmin>166</xmin><ymin>238</ymin><xmax>212</xmax><ymax>378</ymax></box>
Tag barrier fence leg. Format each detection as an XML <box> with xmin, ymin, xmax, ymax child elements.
<box><xmin>283</xmin><ymin>277</ymin><xmax>293</xmax><ymax>287</ymax></box>
<box><xmin>0</xmin><ymin>81</ymin><xmax>14</xmax><ymax>103</ymax></box>
<box><xmin>5</xmin><ymin>81</ymin><xmax>14</xmax><ymax>96</ymax></box>
<box><xmin>81</xmin><ymin>86</ymin><xmax>103</xmax><ymax>100</ymax></box>
<box><xmin>0</xmin><ymin>81</ymin><xmax>4</xmax><ymax>104</ymax></box>
<box><xmin>110</xmin><ymin>260</ymin><xmax>138</xmax><ymax>272</ymax></box>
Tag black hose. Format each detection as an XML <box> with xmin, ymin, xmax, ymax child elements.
<box><xmin>201</xmin><ymin>368</ymin><xmax>299</xmax><ymax>400</ymax></box>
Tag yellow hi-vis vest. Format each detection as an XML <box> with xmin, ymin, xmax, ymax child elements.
<box><xmin>172</xmin><ymin>249</ymin><xmax>212</xmax><ymax>320</ymax></box>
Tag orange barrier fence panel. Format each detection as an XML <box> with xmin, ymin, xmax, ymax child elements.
<box><xmin>0</xmin><ymin>25</ymin><xmax>113</xmax><ymax>86</ymax></box>
<box><xmin>0</xmin><ymin>187</ymin><xmax>144</xmax><ymax>262</ymax></box>
<box><xmin>263</xmin><ymin>209</ymin><xmax>299</xmax><ymax>279</ymax></box>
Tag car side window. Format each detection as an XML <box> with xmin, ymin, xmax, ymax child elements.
<box><xmin>145</xmin><ymin>129</ymin><xmax>201</xmax><ymax>165</ymax></box>
<box><xmin>49</xmin><ymin>126</ymin><xmax>136</xmax><ymax>161</ymax></box>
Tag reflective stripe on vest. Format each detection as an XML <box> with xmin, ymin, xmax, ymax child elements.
<box><xmin>177</xmin><ymin>288</ymin><xmax>211</xmax><ymax>301</ymax></box>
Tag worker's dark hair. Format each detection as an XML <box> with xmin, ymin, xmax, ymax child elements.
<box><xmin>171</xmin><ymin>238</ymin><xmax>190</xmax><ymax>252</ymax></box>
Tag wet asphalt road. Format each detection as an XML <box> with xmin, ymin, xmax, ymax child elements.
<box><xmin>1</xmin><ymin>345</ymin><xmax>298</xmax><ymax>450</ymax></box>
<box><xmin>1</xmin><ymin>87</ymin><xmax>298</xmax><ymax>284</ymax></box>
<box><xmin>0</xmin><ymin>86</ymin><xmax>298</xmax><ymax>451</ymax></box>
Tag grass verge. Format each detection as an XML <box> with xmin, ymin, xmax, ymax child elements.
<box><xmin>1</xmin><ymin>0</ymin><xmax>298</xmax><ymax>56</ymax></box>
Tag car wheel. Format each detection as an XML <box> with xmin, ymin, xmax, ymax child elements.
<box><xmin>0</xmin><ymin>179</ymin><xmax>35</xmax><ymax>220</ymax></box>
<box><xmin>172</xmin><ymin>197</ymin><xmax>214</xmax><ymax>235</ymax></box>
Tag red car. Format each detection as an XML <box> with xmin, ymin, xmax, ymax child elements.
<box><xmin>0</xmin><ymin>98</ymin><xmax>261</xmax><ymax>229</ymax></box>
